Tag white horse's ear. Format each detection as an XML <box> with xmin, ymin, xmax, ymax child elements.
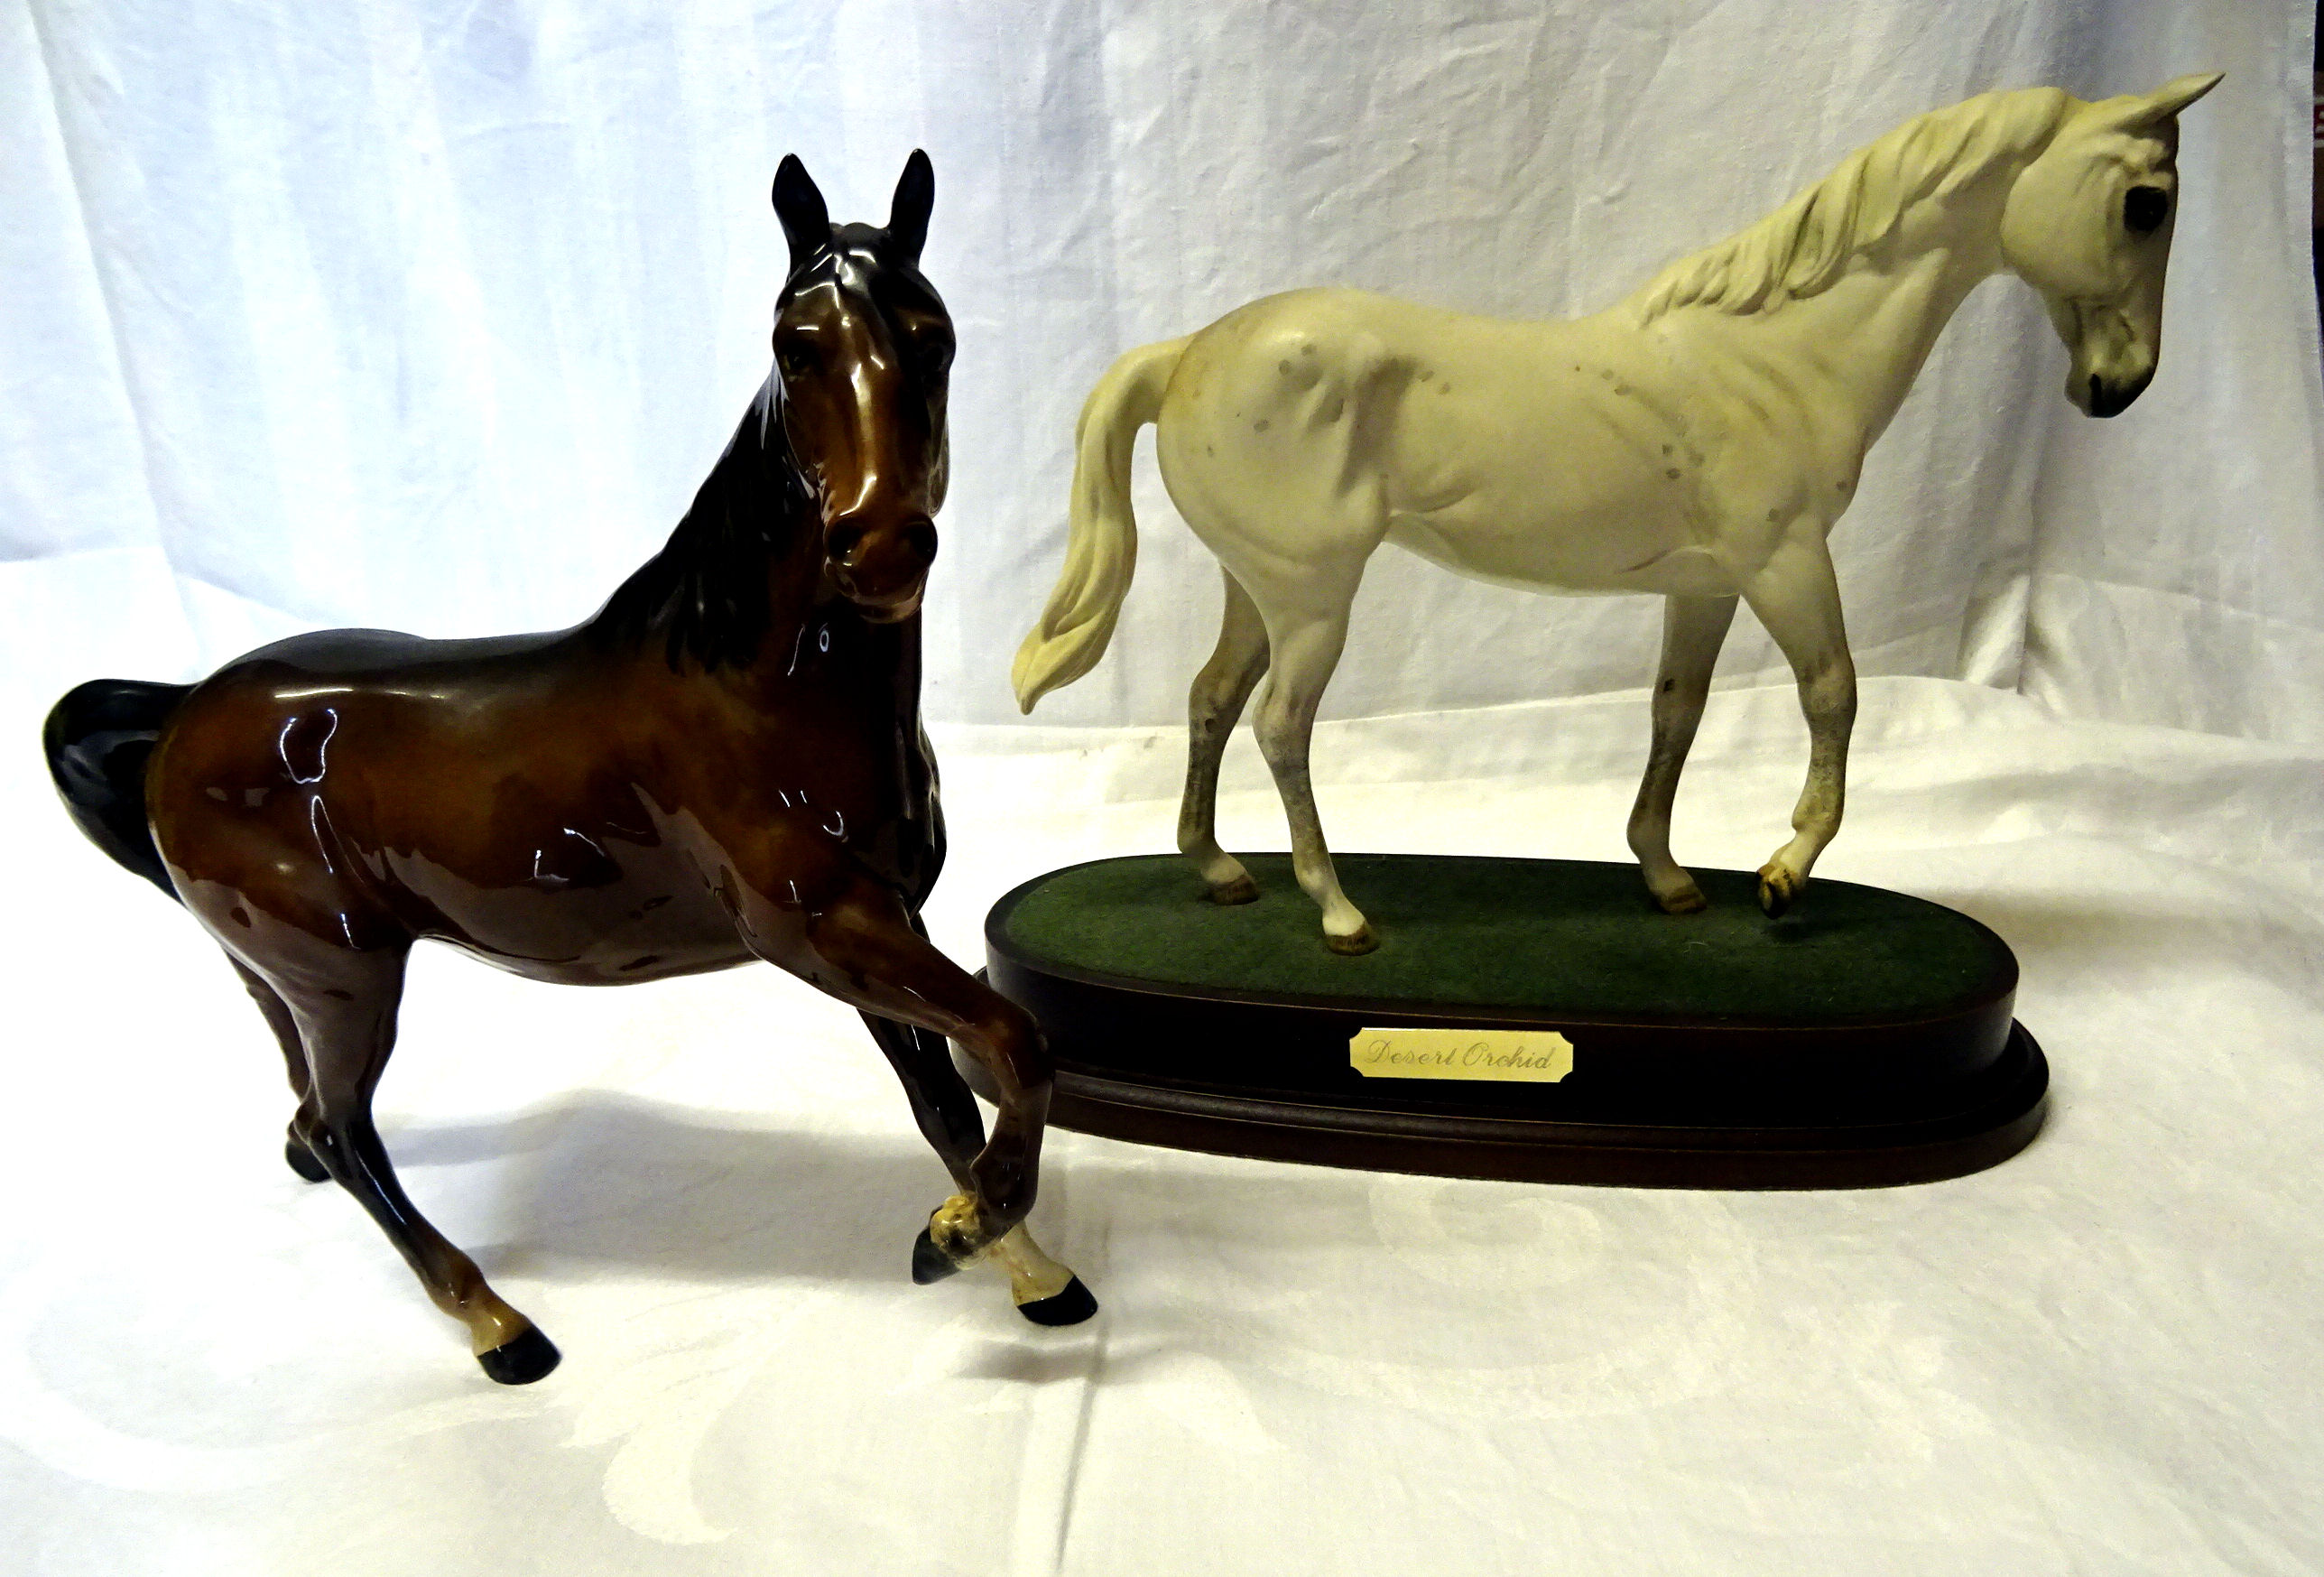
<box><xmin>2106</xmin><ymin>71</ymin><xmax>2224</xmax><ymax>130</ymax></box>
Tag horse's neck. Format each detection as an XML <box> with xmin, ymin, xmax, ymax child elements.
<box><xmin>1682</xmin><ymin>153</ymin><xmax>2031</xmax><ymax>458</ymax></box>
<box><xmin>715</xmin><ymin>404</ymin><xmax>923</xmax><ymax>710</ymax></box>
<box><xmin>698</xmin><ymin>383</ymin><xmax>818</xmax><ymax>634</ymax></box>
<box><xmin>1762</xmin><ymin>250</ymin><xmax>1995</xmax><ymax>449</ymax></box>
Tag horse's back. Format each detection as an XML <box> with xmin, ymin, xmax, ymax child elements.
<box><xmin>166</xmin><ymin>625</ymin><xmax>589</xmax><ymax>760</ymax></box>
<box><xmin>1161</xmin><ymin>287</ymin><xmax>1500</xmax><ymax>415</ymax></box>
<box><xmin>147</xmin><ymin>624</ymin><xmax>603</xmax><ymax>923</ymax></box>
<box><xmin>144</xmin><ymin>617</ymin><xmax>936</xmax><ymax>981</ymax></box>
<box><xmin>1154</xmin><ymin>288</ymin><xmax>1711</xmax><ymax>592</ymax></box>
<box><xmin>218</xmin><ymin>625</ymin><xmax>573</xmax><ymax>679</ymax></box>
<box><xmin>1153</xmin><ymin>289</ymin><xmax>1451</xmax><ymax>570</ymax></box>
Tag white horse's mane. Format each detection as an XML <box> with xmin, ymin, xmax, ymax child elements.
<box><xmin>1628</xmin><ymin>88</ymin><xmax>2070</xmax><ymax>323</ymax></box>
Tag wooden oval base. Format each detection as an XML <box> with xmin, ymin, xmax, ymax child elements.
<box><xmin>966</xmin><ymin>854</ymin><xmax>2048</xmax><ymax>1190</ymax></box>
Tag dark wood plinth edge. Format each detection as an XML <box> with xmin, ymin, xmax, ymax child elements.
<box><xmin>956</xmin><ymin>1025</ymin><xmax>2048</xmax><ymax>1191</ymax></box>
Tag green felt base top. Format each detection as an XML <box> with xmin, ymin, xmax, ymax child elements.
<box><xmin>990</xmin><ymin>854</ymin><xmax>2014</xmax><ymax>1026</ymax></box>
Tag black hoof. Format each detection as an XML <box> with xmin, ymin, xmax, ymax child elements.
<box><xmin>284</xmin><ymin>1138</ymin><xmax>330</xmax><ymax>1183</ymax></box>
<box><xmin>912</xmin><ymin>1227</ymin><xmax>965</xmax><ymax>1285</ymax></box>
<box><xmin>1018</xmin><ymin>1276</ymin><xmax>1098</xmax><ymax>1327</ymax></box>
<box><xmin>477</xmin><ymin>1326</ymin><xmax>561</xmax><ymax>1386</ymax></box>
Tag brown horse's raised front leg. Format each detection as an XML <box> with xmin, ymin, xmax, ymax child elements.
<box><xmin>858</xmin><ymin>1011</ymin><xmax>986</xmax><ymax>1192</ymax></box>
<box><xmin>227</xmin><ymin>933</ymin><xmax>560</xmax><ymax>1383</ymax></box>
<box><xmin>740</xmin><ymin>865</ymin><xmax>1092</xmax><ymax>1323</ymax></box>
<box><xmin>858</xmin><ymin>1011</ymin><xmax>1094</xmax><ymax>1322</ymax></box>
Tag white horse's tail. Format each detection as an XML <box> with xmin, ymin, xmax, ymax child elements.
<box><xmin>1012</xmin><ymin>337</ymin><xmax>1188</xmax><ymax>711</ymax></box>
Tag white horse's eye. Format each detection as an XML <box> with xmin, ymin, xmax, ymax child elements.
<box><xmin>2125</xmin><ymin>186</ymin><xmax>2169</xmax><ymax>236</ymax></box>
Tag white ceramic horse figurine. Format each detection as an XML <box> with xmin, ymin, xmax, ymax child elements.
<box><xmin>1016</xmin><ymin>76</ymin><xmax>2220</xmax><ymax>953</ymax></box>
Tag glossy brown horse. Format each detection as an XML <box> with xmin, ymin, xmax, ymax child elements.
<box><xmin>42</xmin><ymin>153</ymin><xmax>1091</xmax><ymax>1386</ymax></box>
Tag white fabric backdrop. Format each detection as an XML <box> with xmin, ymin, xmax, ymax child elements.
<box><xmin>5</xmin><ymin>0</ymin><xmax>2319</xmax><ymax>734</ymax></box>
<box><xmin>6</xmin><ymin>683</ymin><xmax>2324</xmax><ymax>1575</ymax></box>
<box><xmin>6</xmin><ymin>3</ymin><xmax>2323</xmax><ymax>1574</ymax></box>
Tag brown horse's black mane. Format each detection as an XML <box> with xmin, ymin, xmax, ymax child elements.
<box><xmin>588</xmin><ymin>200</ymin><xmax>939</xmax><ymax>676</ymax></box>
<box><xmin>589</xmin><ymin>376</ymin><xmax>812</xmax><ymax>674</ymax></box>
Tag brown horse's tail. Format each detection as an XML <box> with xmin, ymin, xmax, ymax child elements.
<box><xmin>1012</xmin><ymin>336</ymin><xmax>1188</xmax><ymax>711</ymax></box>
<box><xmin>44</xmin><ymin>678</ymin><xmax>193</xmax><ymax>901</ymax></box>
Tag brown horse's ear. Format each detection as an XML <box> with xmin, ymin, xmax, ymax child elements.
<box><xmin>773</xmin><ymin>155</ymin><xmax>831</xmax><ymax>269</ymax></box>
<box><xmin>887</xmin><ymin>150</ymin><xmax>933</xmax><ymax>264</ymax></box>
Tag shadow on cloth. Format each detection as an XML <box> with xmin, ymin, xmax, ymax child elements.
<box><xmin>384</xmin><ymin>1092</ymin><xmax>958</xmax><ymax>1286</ymax></box>
<box><xmin>1940</xmin><ymin>889</ymin><xmax>2317</xmax><ymax>995</ymax></box>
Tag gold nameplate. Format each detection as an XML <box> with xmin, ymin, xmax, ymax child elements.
<box><xmin>1348</xmin><ymin>1027</ymin><xmax>1574</xmax><ymax>1082</ymax></box>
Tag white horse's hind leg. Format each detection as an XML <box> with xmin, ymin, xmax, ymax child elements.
<box><xmin>1178</xmin><ymin>569</ymin><xmax>1271</xmax><ymax>904</ymax></box>
<box><xmin>1248</xmin><ymin>591</ymin><xmax>1375</xmax><ymax>953</ymax></box>
<box><xmin>1742</xmin><ymin>537</ymin><xmax>1856</xmax><ymax>917</ymax></box>
<box><xmin>1626</xmin><ymin>594</ymin><xmax>1739</xmax><ymax>913</ymax></box>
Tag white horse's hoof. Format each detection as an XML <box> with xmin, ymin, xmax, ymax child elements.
<box><xmin>1324</xmin><ymin>921</ymin><xmax>1378</xmax><ymax>955</ymax></box>
<box><xmin>1651</xmin><ymin>877</ymin><xmax>1708</xmax><ymax>914</ymax></box>
<box><xmin>1757</xmin><ymin>863</ymin><xmax>1802</xmax><ymax>917</ymax></box>
<box><xmin>1208</xmin><ymin>871</ymin><xmax>1261</xmax><ymax>905</ymax></box>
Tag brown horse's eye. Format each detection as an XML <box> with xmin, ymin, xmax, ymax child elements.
<box><xmin>2124</xmin><ymin>186</ymin><xmax>2169</xmax><ymax>236</ymax></box>
<box><xmin>778</xmin><ymin>344</ymin><xmax>819</xmax><ymax>379</ymax></box>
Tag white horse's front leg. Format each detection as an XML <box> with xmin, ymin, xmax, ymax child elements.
<box><xmin>1178</xmin><ymin>568</ymin><xmax>1272</xmax><ymax>904</ymax></box>
<box><xmin>1251</xmin><ymin>599</ymin><xmax>1374</xmax><ymax>953</ymax></box>
<box><xmin>1626</xmin><ymin>594</ymin><xmax>1739</xmax><ymax>913</ymax></box>
<box><xmin>1742</xmin><ymin>537</ymin><xmax>1856</xmax><ymax>917</ymax></box>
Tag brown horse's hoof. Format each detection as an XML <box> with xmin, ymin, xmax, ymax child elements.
<box><xmin>1018</xmin><ymin>1276</ymin><xmax>1098</xmax><ymax>1326</ymax></box>
<box><xmin>284</xmin><ymin>1137</ymin><xmax>330</xmax><ymax>1183</ymax></box>
<box><xmin>912</xmin><ymin>1227</ymin><xmax>966</xmax><ymax>1284</ymax></box>
<box><xmin>477</xmin><ymin>1326</ymin><xmax>561</xmax><ymax>1385</ymax></box>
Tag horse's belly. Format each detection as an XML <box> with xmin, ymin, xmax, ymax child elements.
<box><xmin>1385</xmin><ymin>502</ymin><xmax>1722</xmax><ymax>596</ymax></box>
<box><xmin>384</xmin><ymin>837</ymin><xmax>752</xmax><ymax>984</ymax></box>
<box><xmin>1598</xmin><ymin>545</ymin><xmax>1740</xmax><ymax>598</ymax></box>
<box><xmin>447</xmin><ymin>930</ymin><xmax>756</xmax><ymax>987</ymax></box>
<box><xmin>1383</xmin><ymin>377</ymin><xmax>1714</xmax><ymax>591</ymax></box>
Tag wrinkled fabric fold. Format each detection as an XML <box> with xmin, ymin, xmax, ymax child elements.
<box><xmin>2</xmin><ymin>2</ymin><xmax>2314</xmax><ymax>733</ymax></box>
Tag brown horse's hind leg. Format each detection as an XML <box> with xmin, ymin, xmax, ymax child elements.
<box><xmin>240</xmin><ymin>939</ymin><xmax>560</xmax><ymax>1383</ymax></box>
<box><xmin>227</xmin><ymin>958</ymin><xmax>329</xmax><ymax>1183</ymax></box>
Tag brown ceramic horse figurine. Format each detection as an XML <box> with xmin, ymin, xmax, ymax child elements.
<box><xmin>41</xmin><ymin>152</ymin><xmax>1092</xmax><ymax>1386</ymax></box>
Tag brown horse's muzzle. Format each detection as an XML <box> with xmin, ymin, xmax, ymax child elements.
<box><xmin>828</xmin><ymin>513</ymin><xmax>939</xmax><ymax>620</ymax></box>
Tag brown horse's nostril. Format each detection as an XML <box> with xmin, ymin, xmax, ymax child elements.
<box><xmin>903</xmin><ymin>519</ymin><xmax>939</xmax><ymax>565</ymax></box>
<box><xmin>827</xmin><ymin>522</ymin><xmax>867</xmax><ymax>563</ymax></box>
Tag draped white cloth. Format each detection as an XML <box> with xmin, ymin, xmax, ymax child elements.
<box><xmin>4</xmin><ymin>2</ymin><xmax>2320</xmax><ymax>1572</ymax></box>
<box><xmin>5</xmin><ymin>0</ymin><xmax>2319</xmax><ymax>734</ymax></box>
